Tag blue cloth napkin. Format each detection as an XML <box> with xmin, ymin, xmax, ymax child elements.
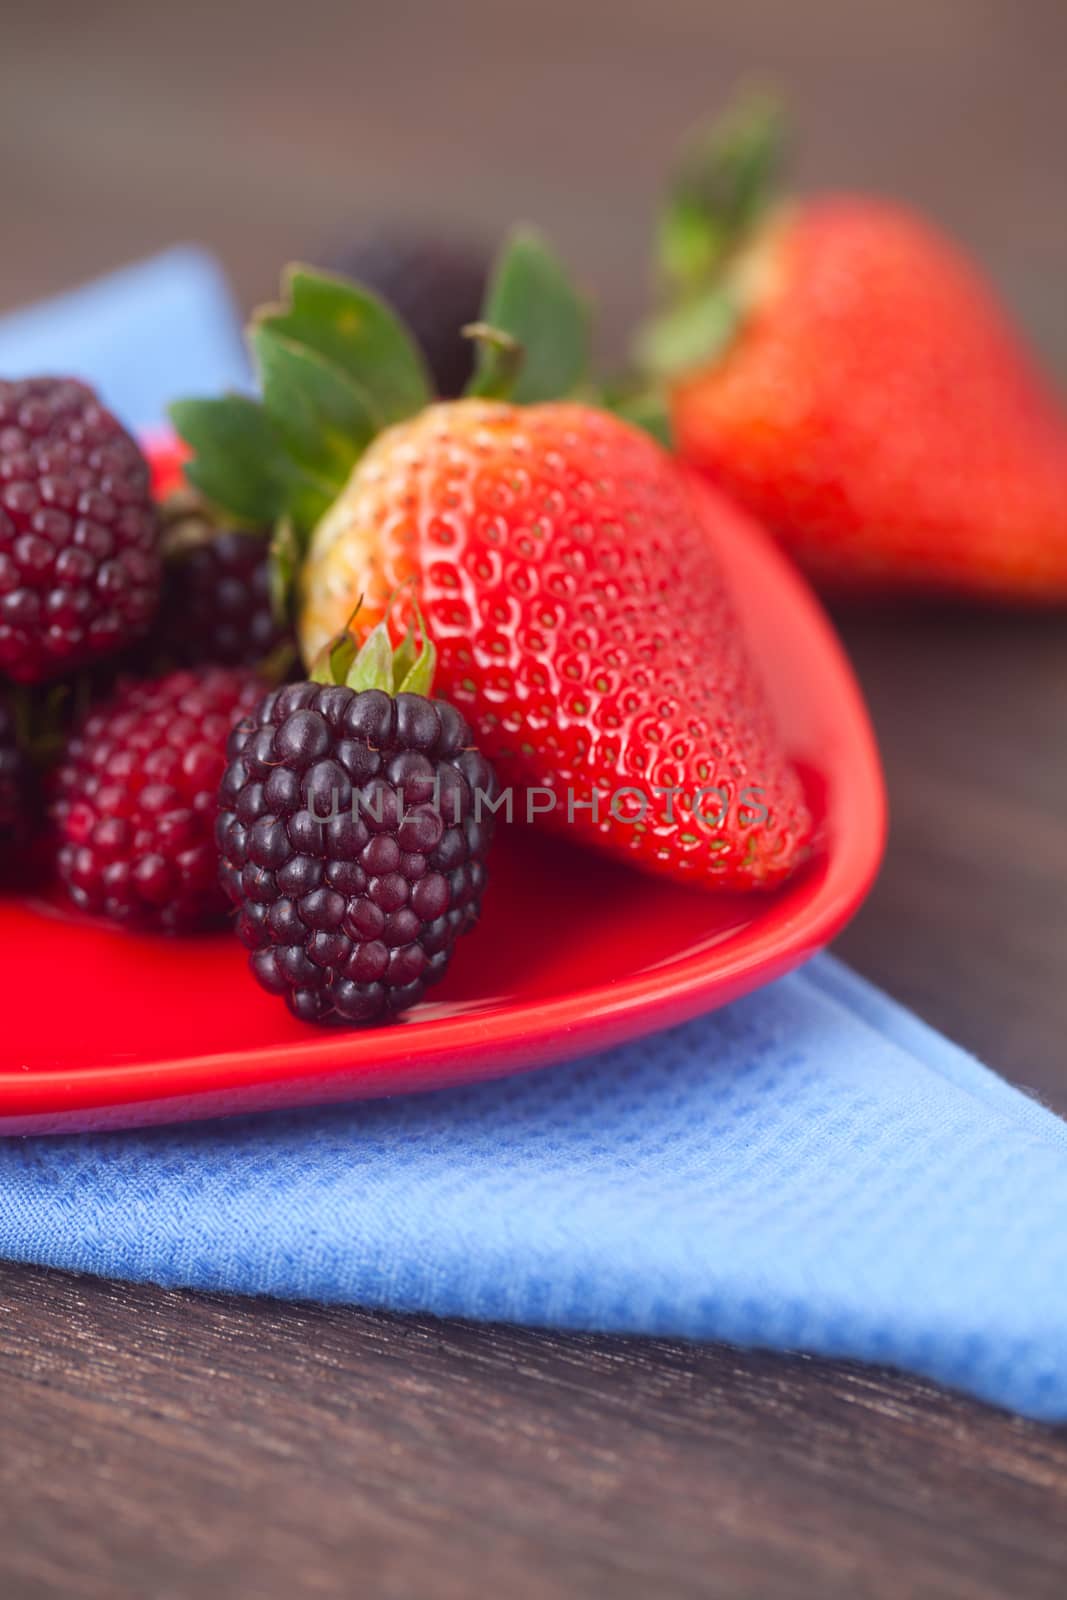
<box><xmin>0</xmin><ymin>247</ymin><xmax>249</xmax><ymax>431</ymax></box>
<box><xmin>2</xmin><ymin>251</ymin><xmax>1066</xmax><ymax>1423</ymax></box>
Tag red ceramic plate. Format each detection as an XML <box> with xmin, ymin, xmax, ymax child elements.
<box><xmin>0</xmin><ymin>460</ymin><xmax>885</xmax><ymax>1133</ymax></box>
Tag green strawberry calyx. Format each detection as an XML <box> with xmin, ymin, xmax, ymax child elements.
<box><xmin>624</xmin><ymin>88</ymin><xmax>786</xmax><ymax>407</ymax></box>
<box><xmin>657</xmin><ymin>89</ymin><xmax>785</xmax><ymax>298</ymax></box>
<box><xmin>168</xmin><ymin>227</ymin><xmax>591</xmax><ymax>555</ymax></box>
<box><xmin>309</xmin><ymin>587</ymin><xmax>437</xmax><ymax>699</ymax></box>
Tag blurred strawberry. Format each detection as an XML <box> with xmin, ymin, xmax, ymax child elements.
<box><xmin>632</xmin><ymin>94</ymin><xmax>1067</xmax><ymax>603</ymax></box>
<box><xmin>146</xmin><ymin>433</ymin><xmax>189</xmax><ymax>502</ymax></box>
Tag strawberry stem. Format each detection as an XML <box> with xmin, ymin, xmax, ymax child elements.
<box><xmin>462</xmin><ymin>322</ymin><xmax>525</xmax><ymax>401</ymax></box>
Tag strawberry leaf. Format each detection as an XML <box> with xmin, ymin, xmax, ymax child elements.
<box><xmin>467</xmin><ymin>227</ymin><xmax>590</xmax><ymax>405</ymax></box>
<box><xmin>257</xmin><ymin>267</ymin><xmax>432</xmax><ymax>424</ymax></box>
<box><xmin>251</xmin><ymin>326</ymin><xmax>377</xmax><ymax>489</ymax></box>
<box><xmin>168</xmin><ymin>396</ymin><xmax>293</xmax><ymax>526</ymax></box>
<box><xmin>660</xmin><ymin>90</ymin><xmax>784</xmax><ymax>294</ymax></box>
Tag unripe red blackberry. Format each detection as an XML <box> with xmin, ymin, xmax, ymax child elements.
<box><xmin>0</xmin><ymin>377</ymin><xmax>161</xmax><ymax>683</ymax></box>
<box><xmin>218</xmin><ymin>613</ymin><xmax>497</xmax><ymax>1025</ymax></box>
<box><xmin>0</xmin><ymin>692</ymin><xmax>33</xmax><ymax>852</ymax></box>
<box><xmin>52</xmin><ymin>667</ymin><xmax>264</xmax><ymax>931</ymax></box>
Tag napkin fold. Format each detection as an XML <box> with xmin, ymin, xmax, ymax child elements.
<box><xmin>2</xmin><ymin>251</ymin><xmax>1065</xmax><ymax>1423</ymax></box>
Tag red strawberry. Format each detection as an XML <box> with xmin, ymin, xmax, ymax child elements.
<box><xmin>301</xmin><ymin>400</ymin><xmax>812</xmax><ymax>888</ymax></box>
<box><xmin>146</xmin><ymin>433</ymin><xmax>189</xmax><ymax>502</ymax></box>
<box><xmin>172</xmin><ymin>245</ymin><xmax>814</xmax><ymax>891</ymax></box>
<box><xmin>634</xmin><ymin>97</ymin><xmax>1067</xmax><ymax>603</ymax></box>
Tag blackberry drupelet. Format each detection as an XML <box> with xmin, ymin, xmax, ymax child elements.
<box><xmin>0</xmin><ymin>377</ymin><xmax>161</xmax><ymax>683</ymax></box>
<box><xmin>52</xmin><ymin>667</ymin><xmax>264</xmax><ymax>931</ymax></box>
<box><xmin>217</xmin><ymin>616</ymin><xmax>497</xmax><ymax>1026</ymax></box>
<box><xmin>321</xmin><ymin>233</ymin><xmax>488</xmax><ymax>397</ymax></box>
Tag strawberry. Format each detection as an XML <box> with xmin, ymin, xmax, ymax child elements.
<box><xmin>171</xmin><ymin>237</ymin><xmax>813</xmax><ymax>891</ymax></box>
<box><xmin>146</xmin><ymin>433</ymin><xmax>189</xmax><ymax>502</ymax></box>
<box><xmin>631</xmin><ymin>95</ymin><xmax>1067</xmax><ymax>603</ymax></box>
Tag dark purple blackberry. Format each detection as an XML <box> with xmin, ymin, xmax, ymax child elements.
<box><xmin>0</xmin><ymin>377</ymin><xmax>161</xmax><ymax>683</ymax></box>
<box><xmin>0</xmin><ymin>693</ymin><xmax>33</xmax><ymax>851</ymax></box>
<box><xmin>217</xmin><ymin>619</ymin><xmax>497</xmax><ymax>1025</ymax></box>
<box><xmin>159</xmin><ymin>504</ymin><xmax>290</xmax><ymax>668</ymax></box>
<box><xmin>322</xmin><ymin>234</ymin><xmax>488</xmax><ymax>397</ymax></box>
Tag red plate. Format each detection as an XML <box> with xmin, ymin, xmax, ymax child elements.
<box><xmin>0</xmin><ymin>458</ymin><xmax>885</xmax><ymax>1134</ymax></box>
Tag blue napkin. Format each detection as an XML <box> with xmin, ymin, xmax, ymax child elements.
<box><xmin>0</xmin><ymin>247</ymin><xmax>249</xmax><ymax>431</ymax></box>
<box><xmin>2</xmin><ymin>251</ymin><xmax>1066</xmax><ymax>1423</ymax></box>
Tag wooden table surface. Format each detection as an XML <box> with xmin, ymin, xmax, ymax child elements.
<box><xmin>2</xmin><ymin>2</ymin><xmax>1066</xmax><ymax>1594</ymax></box>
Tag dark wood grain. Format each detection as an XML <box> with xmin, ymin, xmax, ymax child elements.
<box><xmin>2</xmin><ymin>1263</ymin><xmax>1067</xmax><ymax>1600</ymax></box>
<box><xmin>2</xmin><ymin>1</ymin><xmax>1067</xmax><ymax>1595</ymax></box>
<box><xmin>833</xmin><ymin>606</ymin><xmax>1067</xmax><ymax>1113</ymax></box>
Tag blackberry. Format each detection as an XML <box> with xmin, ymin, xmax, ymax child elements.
<box><xmin>52</xmin><ymin>667</ymin><xmax>264</xmax><ymax>931</ymax></box>
<box><xmin>0</xmin><ymin>692</ymin><xmax>33</xmax><ymax>852</ymax></box>
<box><xmin>218</xmin><ymin>615</ymin><xmax>496</xmax><ymax>1025</ymax></box>
<box><xmin>0</xmin><ymin>377</ymin><xmax>161</xmax><ymax>683</ymax></box>
<box><xmin>158</xmin><ymin>500</ymin><xmax>290</xmax><ymax>668</ymax></box>
<box><xmin>321</xmin><ymin>233</ymin><xmax>488</xmax><ymax>397</ymax></box>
